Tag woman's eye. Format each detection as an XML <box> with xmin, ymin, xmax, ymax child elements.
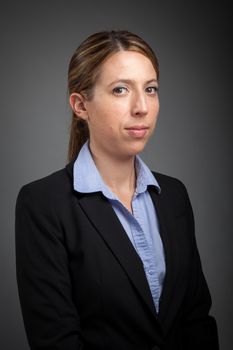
<box><xmin>112</xmin><ymin>86</ymin><xmax>128</xmax><ymax>95</ymax></box>
<box><xmin>146</xmin><ymin>86</ymin><xmax>158</xmax><ymax>94</ymax></box>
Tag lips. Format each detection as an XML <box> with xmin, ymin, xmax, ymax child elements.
<box><xmin>125</xmin><ymin>125</ymin><xmax>149</xmax><ymax>138</ymax></box>
<box><xmin>126</xmin><ymin>125</ymin><xmax>148</xmax><ymax>130</ymax></box>
<box><xmin>125</xmin><ymin>125</ymin><xmax>149</xmax><ymax>130</ymax></box>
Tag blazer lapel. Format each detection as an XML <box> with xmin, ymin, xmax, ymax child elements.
<box><xmin>148</xmin><ymin>186</ymin><xmax>182</xmax><ymax>332</ymax></box>
<box><xmin>76</xmin><ymin>191</ymin><xmax>159</xmax><ymax>320</ymax></box>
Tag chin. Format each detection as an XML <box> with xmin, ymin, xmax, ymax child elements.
<box><xmin>126</xmin><ymin>141</ymin><xmax>147</xmax><ymax>156</ymax></box>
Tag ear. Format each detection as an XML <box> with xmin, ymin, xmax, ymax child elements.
<box><xmin>69</xmin><ymin>93</ymin><xmax>89</xmax><ymax>120</ymax></box>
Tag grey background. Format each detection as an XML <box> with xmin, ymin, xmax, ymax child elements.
<box><xmin>0</xmin><ymin>1</ymin><xmax>232</xmax><ymax>349</ymax></box>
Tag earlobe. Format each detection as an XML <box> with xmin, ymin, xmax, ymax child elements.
<box><xmin>69</xmin><ymin>93</ymin><xmax>89</xmax><ymax>120</ymax></box>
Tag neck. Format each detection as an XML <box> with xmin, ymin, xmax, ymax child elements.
<box><xmin>89</xmin><ymin>144</ymin><xmax>136</xmax><ymax>195</ymax></box>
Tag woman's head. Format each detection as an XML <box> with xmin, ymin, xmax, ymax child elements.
<box><xmin>68</xmin><ymin>30</ymin><xmax>159</xmax><ymax>162</ymax></box>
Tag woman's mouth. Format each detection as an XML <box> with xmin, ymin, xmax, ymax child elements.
<box><xmin>125</xmin><ymin>126</ymin><xmax>149</xmax><ymax>138</ymax></box>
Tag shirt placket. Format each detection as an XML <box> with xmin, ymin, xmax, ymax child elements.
<box><xmin>131</xmin><ymin>195</ymin><xmax>160</xmax><ymax>311</ymax></box>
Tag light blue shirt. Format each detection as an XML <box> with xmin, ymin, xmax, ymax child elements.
<box><xmin>73</xmin><ymin>141</ymin><xmax>166</xmax><ymax>312</ymax></box>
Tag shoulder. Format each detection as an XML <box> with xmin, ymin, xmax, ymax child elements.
<box><xmin>151</xmin><ymin>171</ymin><xmax>192</xmax><ymax>210</ymax></box>
<box><xmin>16</xmin><ymin>164</ymin><xmax>74</xmax><ymax>211</ymax></box>
<box><xmin>152</xmin><ymin>171</ymin><xmax>187</xmax><ymax>192</ymax></box>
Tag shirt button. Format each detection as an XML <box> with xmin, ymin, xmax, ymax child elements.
<box><xmin>148</xmin><ymin>270</ymin><xmax>153</xmax><ymax>275</ymax></box>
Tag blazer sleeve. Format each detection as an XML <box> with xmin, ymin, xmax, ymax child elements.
<box><xmin>15</xmin><ymin>184</ymin><xmax>84</xmax><ymax>350</ymax></box>
<box><xmin>180</xmin><ymin>184</ymin><xmax>219</xmax><ymax>349</ymax></box>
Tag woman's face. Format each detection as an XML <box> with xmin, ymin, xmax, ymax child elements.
<box><xmin>83</xmin><ymin>50</ymin><xmax>159</xmax><ymax>160</ymax></box>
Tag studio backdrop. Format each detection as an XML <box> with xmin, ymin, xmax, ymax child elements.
<box><xmin>0</xmin><ymin>1</ymin><xmax>232</xmax><ymax>349</ymax></box>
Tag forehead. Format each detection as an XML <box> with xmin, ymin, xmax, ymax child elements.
<box><xmin>97</xmin><ymin>50</ymin><xmax>157</xmax><ymax>83</ymax></box>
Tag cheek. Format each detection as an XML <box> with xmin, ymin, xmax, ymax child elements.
<box><xmin>101</xmin><ymin>105</ymin><xmax>125</xmax><ymax>130</ymax></box>
<box><xmin>156</xmin><ymin>97</ymin><xmax>160</xmax><ymax>112</ymax></box>
<box><xmin>150</xmin><ymin>99</ymin><xmax>159</xmax><ymax>118</ymax></box>
<box><xmin>89</xmin><ymin>111</ymin><xmax>116</xmax><ymax>137</ymax></box>
<box><xmin>87</xmin><ymin>99</ymin><xmax>126</xmax><ymax>134</ymax></box>
<box><xmin>109</xmin><ymin>99</ymin><xmax>129</xmax><ymax>115</ymax></box>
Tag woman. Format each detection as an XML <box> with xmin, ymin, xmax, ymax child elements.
<box><xmin>15</xmin><ymin>30</ymin><xmax>219</xmax><ymax>350</ymax></box>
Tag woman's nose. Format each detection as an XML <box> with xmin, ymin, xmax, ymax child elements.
<box><xmin>131</xmin><ymin>92</ymin><xmax>148</xmax><ymax>117</ymax></box>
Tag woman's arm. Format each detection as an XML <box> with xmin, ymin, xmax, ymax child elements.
<box><xmin>181</xmin><ymin>185</ymin><xmax>219</xmax><ymax>349</ymax></box>
<box><xmin>15</xmin><ymin>184</ymin><xmax>84</xmax><ymax>350</ymax></box>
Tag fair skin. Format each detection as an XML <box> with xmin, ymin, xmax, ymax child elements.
<box><xmin>70</xmin><ymin>50</ymin><xmax>159</xmax><ymax>213</ymax></box>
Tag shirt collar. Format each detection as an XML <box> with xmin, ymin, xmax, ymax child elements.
<box><xmin>73</xmin><ymin>140</ymin><xmax>161</xmax><ymax>199</ymax></box>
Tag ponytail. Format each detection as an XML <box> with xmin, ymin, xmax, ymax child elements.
<box><xmin>68</xmin><ymin>112</ymin><xmax>89</xmax><ymax>163</ymax></box>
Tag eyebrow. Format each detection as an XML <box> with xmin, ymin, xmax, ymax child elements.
<box><xmin>108</xmin><ymin>78</ymin><xmax>158</xmax><ymax>87</ymax></box>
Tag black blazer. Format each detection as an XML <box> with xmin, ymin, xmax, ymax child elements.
<box><xmin>15</xmin><ymin>161</ymin><xmax>219</xmax><ymax>350</ymax></box>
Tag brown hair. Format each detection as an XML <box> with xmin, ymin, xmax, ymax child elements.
<box><xmin>67</xmin><ymin>30</ymin><xmax>159</xmax><ymax>162</ymax></box>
